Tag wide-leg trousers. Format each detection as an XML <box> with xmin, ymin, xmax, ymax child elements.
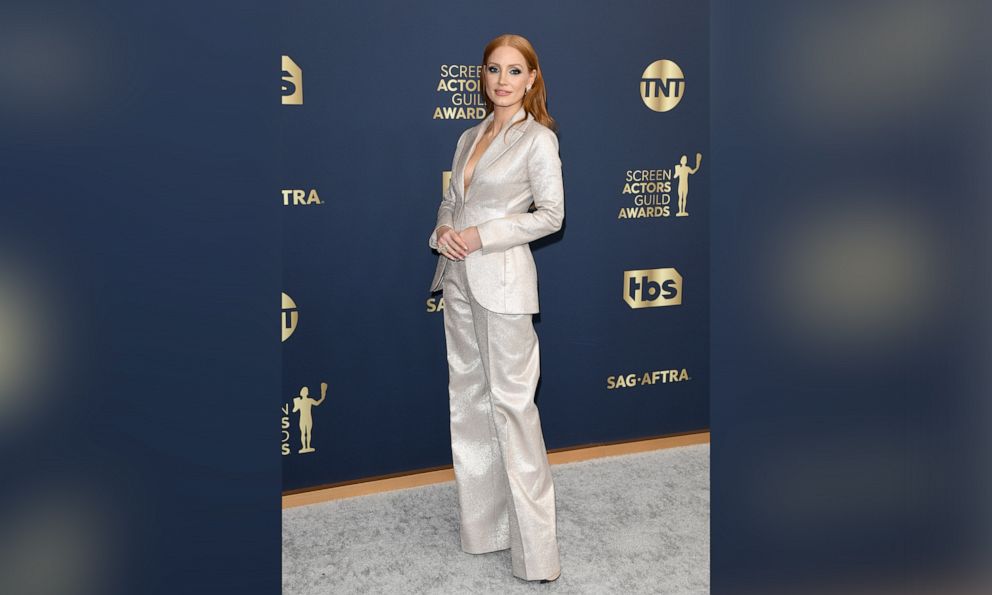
<box><xmin>441</xmin><ymin>256</ymin><xmax>561</xmax><ymax>581</ymax></box>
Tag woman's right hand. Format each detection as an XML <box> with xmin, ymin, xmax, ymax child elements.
<box><xmin>436</xmin><ymin>225</ymin><xmax>469</xmax><ymax>260</ymax></box>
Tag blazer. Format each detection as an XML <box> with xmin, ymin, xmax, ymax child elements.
<box><xmin>428</xmin><ymin>106</ymin><xmax>565</xmax><ymax>314</ymax></box>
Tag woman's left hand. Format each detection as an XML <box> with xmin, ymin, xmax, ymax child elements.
<box><xmin>459</xmin><ymin>226</ymin><xmax>482</xmax><ymax>254</ymax></box>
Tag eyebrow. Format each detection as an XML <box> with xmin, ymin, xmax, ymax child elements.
<box><xmin>487</xmin><ymin>63</ymin><xmax>524</xmax><ymax>68</ymax></box>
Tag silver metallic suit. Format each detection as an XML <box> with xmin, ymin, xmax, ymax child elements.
<box><xmin>428</xmin><ymin>106</ymin><xmax>565</xmax><ymax>580</ymax></box>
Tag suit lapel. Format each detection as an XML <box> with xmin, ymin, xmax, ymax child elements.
<box><xmin>454</xmin><ymin>113</ymin><xmax>492</xmax><ymax>200</ymax></box>
<box><xmin>474</xmin><ymin>106</ymin><xmax>532</xmax><ymax>179</ymax></box>
<box><xmin>457</xmin><ymin>106</ymin><xmax>533</xmax><ymax>201</ymax></box>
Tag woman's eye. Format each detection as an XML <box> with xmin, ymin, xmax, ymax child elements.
<box><xmin>510</xmin><ymin>69</ymin><xmax>521</xmax><ymax>75</ymax></box>
<box><xmin>488</xmin><ymin>66</ymin><xmax>498</xmax><ymax>73</ymax></box>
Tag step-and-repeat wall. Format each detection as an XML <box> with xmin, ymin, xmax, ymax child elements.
<box><xmin>280</xmin><ymin>0</ymin><xmax>709</xmax><ymax>492</ymax></box>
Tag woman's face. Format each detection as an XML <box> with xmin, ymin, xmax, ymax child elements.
<box><xmin>483</xmin><ymin>45</ymin><xmax>537</xmax><ymax>110</ymax></box>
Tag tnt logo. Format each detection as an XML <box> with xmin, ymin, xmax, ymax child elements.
<box><xmin>282</xmin><ymin>189</ymin><xmax>322</xmax><ymax>206</ymax></box>
<box><xmin>623</xmin><ymin>268</ymin><xmax>682</xmax><ymax>308</ymax></box>
<box><xmin>282</xmin><ymin>292</ymin><xmax>298</xmax><ymax>341</ymax></box>
<box><xmin>281</xmin><ymin>55</ymin><xmax>303</xmax><ymax>105</ymax></box>
<box><xmin>640</xmin><ymin>59</ymin><xmax>684</xmax><ymax>112</ymax></box>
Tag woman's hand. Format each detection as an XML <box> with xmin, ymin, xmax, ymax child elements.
<box><xmin>436</xmin><ymin>226</ymin><xmax>469</xmax><ymax>260</ymax></box>
<box><xmin>459</xmin><ymin>226</ymin><xmax>482</xmax><ymax>254</ymax></box>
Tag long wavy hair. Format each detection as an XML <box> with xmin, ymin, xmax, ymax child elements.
<box><xmin>480</xmin><ymin>34</ymin><xmax>557</xmax><ymax>133</ymax></box>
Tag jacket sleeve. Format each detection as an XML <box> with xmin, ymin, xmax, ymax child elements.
<box><xmin>475</xmin><ymin>129</ymin><xmax>564</xmax><ymax>254</ymax></box>
<box><xmin>427</xmin><ymin>131</ymin><xmax>467</xmax><ymax>250</ymax></box>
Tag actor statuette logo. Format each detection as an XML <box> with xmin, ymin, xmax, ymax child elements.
<box><xmin>282</xmin><ymin>292</ymin><xmax>298</xmax><ymax>341</ymax></box>
<box><xmin>281</xmin><ymin>382</ymin><xmax>327</xmax><ymax>455</ymax></box>
<box><xmin>435</xmin><ymin>64</ymin><xmax>486</xmax><ymax>120</ymax></box>
<box><xmin>623</xmin><ymin>268</ymin><xmax>683</xmax><ymax>308</ymax></box>
<box><xmin>673</xmin><ymin>153</ymin><xmax>702</xmax><ymax>216</ymax></box>
<box><xmin>607</xmin><ymin>368</ymin><xmax>691</xmax><ymax>389</ymax></box>
<box><xmin>282</xmin><ymin>188</ymin><xmax>323</xmax><ymax>206</ymax></box>
<box><xmin>620</xmin><ymin>152</ymin><xmax>702</xmax><ymax>219</ymax></box>
<box><xmin>281</xmin><ymin>55</ymin><xmax>303</xmax><ymax>105</ymax></box>
<box><xmin>640</xmin><ymin>59</ymin><xmax>684</xmax><ymax>112</ymax></box>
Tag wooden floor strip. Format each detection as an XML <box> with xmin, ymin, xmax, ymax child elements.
<box><xmin>282</xmin><ymin>430</ymin><xmax>709</xmax><ymax>509</ymax></box>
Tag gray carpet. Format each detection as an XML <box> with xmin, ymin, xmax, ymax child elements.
<box><xmin>283</xmin><ymin>443</ymin><xmax>709</xmax><ymax>594</ymax></box>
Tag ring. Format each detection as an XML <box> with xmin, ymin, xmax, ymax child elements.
<box><xmin>439</xmin><ymin>243</ymin><xmax>448</xmax><ymax>252</ymax></box>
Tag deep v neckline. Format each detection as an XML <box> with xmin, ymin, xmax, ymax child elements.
<box><xmin>461</xmin><ymin>108</ymin><xmax>529</xmax><ymax>195</ymax></box>
<box><xmin>462</xmin><ymin>123</ymin><xmax>493</xmax><ymax>195</ymax></box>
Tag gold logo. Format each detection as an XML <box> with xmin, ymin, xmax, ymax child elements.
<box><xmin>281</xmin><ymin>292</ymin><xmax>298</xmax><ymax>341</ymax></box>
<box><xmin>282</xmin><ymin>189</ymin><xmax>323</xmax><ymax>206</ymax></box>
<box><xmin>623</xmin><ymin>268</ymin><xmax>682</xmax><ymax>308</ymax></box>
<box><xmin>607</xmin><ymin>369</ymin><xmax>691</xmax><ymax>389</ymax></box>
<box><xmin>426</xmin><ymin>296</ymin><xmax>445</xmax><ymax>312</ymax></box>
<box><xmin>674</xmin><ymin>153</ymin><xmax>702</xmax><ymax>216</ymax></box>
<box><xmin>281</xmin><ymin>55</ymin><xmax>303</xmax><ymax>105</ymax></box>
<box><xmin>435</xmin><ymin>64</ymin><xmax>486</xmax><ymax>119</ymax></box>
<box><xmin>281</xmin><ymin>382</ymin><xmax>327</xmax><ymax>455</ymax></box>
<box><xmin>619</xmin><ymin>151</ymin><xmax>702</xmax><ymax>220</ymax></box>
<box><xmin>620</xmin><ymin>168</ymin><xmax>672</xmax><ymax>219</ymax></box>
<box><xmin>640</xmin><ymin>60</ymin><xmax>685</xmax><ymax>112</ymax></box>
<box><xmin>442</xmin><ymin>170</ymin><xmax>451</xmax><ymax>198</ymax></box>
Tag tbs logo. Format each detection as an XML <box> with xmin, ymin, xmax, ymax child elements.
<box><xmin>281</xmin><ymin>55</ymin><xmax>303</xmax><ymax>105</ymax></box>
<box><xmin>623</xmin><ymin>268</ymin><xmax>682</xmax><ymax>309</ymax></box>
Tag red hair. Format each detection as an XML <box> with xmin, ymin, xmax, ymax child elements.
<box><xmin>480</xmin><ymin>34</ymin><xmax>558</xmax><ymax>133</ymax></box>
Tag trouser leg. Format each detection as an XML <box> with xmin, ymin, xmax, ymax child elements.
<box><xmin>468</xmin><ymin>291</ymin><xmax>560</xmax><ymax>581</ymax></box>
<box><xmin>442</xmin><ymin>258</ymin><xmax>561</xmax><ymax>581</ymax></box>
<box><xmin>442</xmin><ymin>259</ymin><xmax>510</xmax><ymax>554</ymax></box>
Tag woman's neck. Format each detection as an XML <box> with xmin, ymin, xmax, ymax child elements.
<box><xmin>490</xmin><ymin>102</ymin><xmax>523</xmax><ymax>135</ymax></box>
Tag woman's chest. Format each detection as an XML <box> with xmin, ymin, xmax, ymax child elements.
<box><xmin>462</xmin><ymin>140</ymin><xmax>530</xmax><ymax>192</ymax></box>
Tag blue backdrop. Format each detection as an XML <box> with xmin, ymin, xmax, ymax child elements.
<box><xmin>280</xmin><ymin>0</ymin><xmax>709</xmax><ymax>492</ymax></box>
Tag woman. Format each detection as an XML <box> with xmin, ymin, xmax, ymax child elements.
<box><xmin>427</xmin><ymin>34</ymin><xmax>564</xmax><ymax>583</ymax></box>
